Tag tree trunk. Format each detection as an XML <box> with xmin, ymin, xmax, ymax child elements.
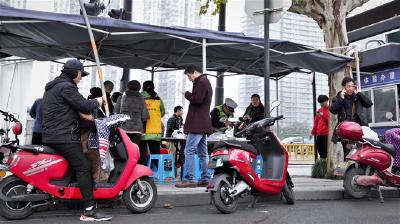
<box><xmin>289</xmin><ymin>0</ymin><xmax>371</xmax><ymax>172</ymax></box>
<box><xmin>322</xmin><ymin>14</ymin><xmax>350</xmax><ymax>171</ymax></box>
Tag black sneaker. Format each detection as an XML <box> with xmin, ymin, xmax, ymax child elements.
<box><xmin>80</xmin><ymin>209</ymin><xmax>112</xmax><ymax>221</ymax></box>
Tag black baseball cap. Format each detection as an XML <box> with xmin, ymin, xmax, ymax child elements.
<box><xmin>62</xmin><ymin>59</ymin><xmax>89</xmax><ymax>77</ymax></box>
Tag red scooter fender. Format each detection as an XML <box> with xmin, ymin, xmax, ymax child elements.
<box><xmin>123</xmin><ymin>164</ymin><xmax>154</xmax><ymax>190</ymax></box>
<box><xmin>207</xmin><ymin>173</ymin><xmax>232</xmax><ymax>192</ymax></box>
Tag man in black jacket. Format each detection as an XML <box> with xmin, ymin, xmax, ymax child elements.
<box><xmin>166</xmin><ymin>106</ymin><xmax>184</xmax><ymax>168</ymax></box>
<box><xmin>166</xmin><ymin>106</ymin><xmax>183</xmax><ymax>137</ymax></box>
<box><xmin>330</xmin><ymin>77</ymin><xmax>373</xmax><ymax>159</ymax></box>
<box><xmin>103</xmin><ymin>80</ymin><xmax>114</xmax><ymax>114</ymax></box>
<box><xmin>42</xmin><ymin>59</ymin><xmax>112</xmax><ymax>221</ymax></box>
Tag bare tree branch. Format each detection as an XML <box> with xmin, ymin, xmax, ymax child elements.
<box><xmin>289</xmin><ymin>0</ymin><xmax>327</xmax><ymax>28</ymax></box>
<box><xmin>346</xmin><ymin>0</ymin><xmax>370</xmax><ymax>14</ymax></box>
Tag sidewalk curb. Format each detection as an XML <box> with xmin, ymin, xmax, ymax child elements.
<box><xmin>155</xmin><ymin>187</ymin><xmax>400</xmax><ymax>208</ymax></box>
<box><xmin>38</xmin><ymin>182</ymin><xmax>400</xmax><ymax>211</ymax></box>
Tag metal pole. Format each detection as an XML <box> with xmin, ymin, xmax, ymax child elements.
<box><xmin>78</xmin><ymin>0</ymin><xmax>110</xmax><ymax>117</ymax></box>
<box><xmin>215</xmin><ymin>3</ymin><xmax>226</xmax><ymax>106</ymax></box>
<box><xmin>355</xmin><ymin>48</ymin><xmax>362</xmax><ymax>91</ymax></box>
<box><xmin>276</xmin><ymin>79</ymin><xmax>279</xmax><ymax>134</ymax></box>
<box><xmin>264</xmin><ymin>0</ymin><xmax>270</xmax><ymax>116</ymax></box>
<box><xmin>202</xmin><ymin>38</ymin><xmax>207</xmax><ymax>73</ymax></box>
<box><xmin>120</xmin><ymin>0</ymin><xmax>132</xmax><ymax>92</ymax></box>
<box><xmin>151</xmin><ymin>67</ymin><xmax>155</xmax><ymax>81</ymax></box>
<box><xmin>312</xmin><ymin>72</ymin><xmax>317</xmax><ymax>161</ymax></box>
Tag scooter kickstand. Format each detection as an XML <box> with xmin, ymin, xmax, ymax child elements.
<box><xmin>249</xmin><ymin>195</ymin><xmax>258</xmax><ymax>208</ymax></box>
<box><xmin>377</xmin><ymin>185</ymin><xmax>384</xmax><ymax>203</ymax></box>
<box><xmin>368</xmin><ymin>187</ymin><xmax>372</xmax><ymax>201</ymax></box>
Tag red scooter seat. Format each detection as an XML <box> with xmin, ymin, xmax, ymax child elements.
<box><xmin>213</xmin><ymin>140</ymin><xmax>258</xmax><ymax>155</ymax></box>
<box><xmin>364</xmin><ymin>138</ymin><xmax>396</xmax><ymax>157</ymax></box>
<box><xmin>19</xmin><ymin>145</ymin><xmax>59</xmax><ymax>155</ymax></box>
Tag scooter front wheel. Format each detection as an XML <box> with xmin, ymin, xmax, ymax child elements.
<box><xmin>210</xmin><ymin>174</ymin><xmax>238</xmax><ymax>214</ymax></box>
<box><xmin>123</xmin><ymin>177</ymin><xmax>157</xmax><ymax>213</ymax></box>
<box><xmin>0</xmin><ymin>175</ymin><xmax>33</xmax><ymax>220</ymax></box>
<box><xmin>344</xmin><ymin>167</ymin><xmax>370</xmax><ymax>198</ymax></box>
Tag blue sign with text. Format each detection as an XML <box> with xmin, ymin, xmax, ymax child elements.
<box><xmin>361</xmin><ymin>67</ymin><xmax>400</xmax><ymax>88</ymax></box>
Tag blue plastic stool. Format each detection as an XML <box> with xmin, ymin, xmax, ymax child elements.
<box><xmin>183</xmin><ymin>155</ymin><xmax>201</xmax><ymax>181</ymax></box>
<box><xmin>254</xmin><ymin>155</ymin><xmax>263</xmax><ymax>177</ymax></box>
<box><xmin>147</xmin><ymin>154</ymin><xmax>175</xmax><ymax>184</ymax></box>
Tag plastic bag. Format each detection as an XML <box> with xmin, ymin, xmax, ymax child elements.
<box><xmin>172</xmin><ymin>128</ymin><xmax>186</xmax><ymax>139</ymax></box>
<box><xmin>99</xmin><ymin>151</ymin><xmax>115</xmax><ymax>182</ymax></box>
<box><xmin>362</xmin><ymin>126</ymin><xmax>379</xmax><ymax>141</ymax></box>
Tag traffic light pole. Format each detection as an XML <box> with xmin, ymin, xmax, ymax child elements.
<box><xmin>120</xmin><ymin>0</ymin><xmax>132</xmax><ymax>92</ymax></box>
<box><xmin>215</xmin><ymin>3</ymin><xmax>226</xmax><ymax>106</ymax></box>
<box><xmin>264</xmin><ymin>0</ymin><xmax>270</xmax><ymax>116</ymax></box>
<box><xmin>78</xmin><ymin>0</ymin><xmax>110</xmax><ymax>116</ymax></box>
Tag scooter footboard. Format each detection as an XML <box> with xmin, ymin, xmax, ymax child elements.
<box><xmin>123</xmin><ymin>164</ymin><xmax>154</xmax><ymax>190</ymax></box>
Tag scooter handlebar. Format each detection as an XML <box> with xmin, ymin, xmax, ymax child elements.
<box><xmin>234</xmin><ymin>115</ymin><xmax>284</xmax><ymax>137</ymax></box>
<box><xmin>0</xmin><ymin>110</ymin><xmax>18</xmax><ymax>122</ymax></box>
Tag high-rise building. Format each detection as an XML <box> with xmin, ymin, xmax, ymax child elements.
<box><xmin>1</xmin><ymin>0</ymin><xmax>124</xmax><ymax>98</ymax></box>
<box><xmin>239</xmin><ymin>12</ymin><xmax>328</xmax><ymax>138</ymax></box>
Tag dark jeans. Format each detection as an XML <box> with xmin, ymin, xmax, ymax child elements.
<box><xmin>316</xmin><ymin>135</ymin><xmax>328</xmax><ymax>159</ymax></box>
<box><xmin>45</xmin><ymin>143</ymin><xmax>94</xmax><ymax>208</ymax></box>
<box><xmin>127</xmin><ymin>133</ymin><xmax>142</xmax><ymax>145</ymax></box>
<box><xmin>128</xmin><ymin>133</ymin><xmax>143</xmax><ymax>163</ymax></box>
<box><xmin>31</xmin><ymin>132</ymin><xmax>42</xmax><ymax>145</ymax></box>
<box><xmin>139</xmin><ymin>140</ymin><xmax>161</xmax><ymax>167</ymax></box>
<box><xmin>341</xmin><ymin>140</ymin><xmax>350</xmax><ymax>160</ymax></box>
<box><xmin>174</xmin><ymin>142</ymin><xmax>185</xmax><ymax>167</ymax></box>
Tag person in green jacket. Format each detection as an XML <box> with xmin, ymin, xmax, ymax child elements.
<box><xmin>210</xmin><ymin>98</ymin><xmax>237</xmax><ymax>132</ymax></box>
<box><xmin>141</xmin><ymin>80</ymin><xmax>165</xmax><ymax>166</ymax></box>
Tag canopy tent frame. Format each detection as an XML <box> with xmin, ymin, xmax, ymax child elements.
<box><xmin>0</xmin><ymin>5</ymin><xmax>362</xmax><ymax>142</ymax></box>
<box><xmin>0</xmin><ymin>18</ymin><xmax>353</xmax><ymax>76</ymax></box>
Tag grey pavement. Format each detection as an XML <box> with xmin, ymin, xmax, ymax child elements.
<box><xmin>155</xmin><ymin>176</ymin><xmax>400</xmax><ymax>207</ymax></box>
<box><xmin>2</xmin><ymin>199</ymin><xmax>400</xmax><ymax>224</ymax></box>
<box><xmin>288</xmin><ymin>164</ymin><xmax>312</xmax><ymax>176</ymax></box>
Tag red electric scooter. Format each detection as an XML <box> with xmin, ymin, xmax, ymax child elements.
<box><xmin>0</xmin><ymin>126</ymin><xmax>157</xmax><ymax>220</ymax></box>
<box><xmin>340</xmin><ymin>121</ymin><xmax>400</xmax><ymax>202</ymax></box>
<box><xmin>207</xmin><ymin>101</ymin><xmax>294</xmax><ymax>214</ymax></box>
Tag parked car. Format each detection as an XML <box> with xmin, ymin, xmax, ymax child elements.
<box><xmin>281</xmin><ymin>137</ymin><xmax>305</xmax><ymax>144</ymax></box>
<box><xmin>281</xmin><ymin>137</ymin><xmax>312</xmax><ymax>155</ymax></box>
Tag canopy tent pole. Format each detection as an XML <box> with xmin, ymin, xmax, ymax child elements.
<box><xmin>312</xmin><ymin>72</ymin><xmax>317</xmax><ymax>161</ymax></box>
<box><xmin>78</xmin><ymin>0</ymin><xmax>109</xmax><ymax>116</ymax></box>
<box><xmin>355</xmin><ymin>48</ymin><xmax>362</xmax><ymax>91</ymax></box>
<box><xmin>202</xmin><ymin>38</ymin><xmax>207</xmax><ymax>73</ymax></box>
<box><xmin>151</xmin><ymin>66</ymin><xmax>155</xmax><ymax>81</ymax></box>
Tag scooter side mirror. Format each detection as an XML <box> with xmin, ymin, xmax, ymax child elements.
<box><xmin>270</xmin><ymin>101</ymin><xmax>281</xmax><ymax>113</ymax></box>
<box><xmin>386</xmin><ymin>112</ymin><xmax>394</xmax><ymax>121</ymax></box>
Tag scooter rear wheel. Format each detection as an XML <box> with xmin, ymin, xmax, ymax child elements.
<box><xmin>0</xmin><ymin>175</ymin><xmax>33</xmax><ymax>220</ymax></box>
<box><xmin>123</xmin><ymin>177</ymin><xmax>157</xmax><ymax>213</ymax></box>
<box><xmin>210</xmin><ymin>174</ymin><xmax>238</xmax><ymax>214</ymax></box>
<box><xmin>344</xmin><ymin>167</ymin><xmax>370</xmax><ymax>198</ymax></box>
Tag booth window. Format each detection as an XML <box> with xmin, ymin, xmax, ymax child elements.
<box><xmin>373</xmin><ymin>87</ymin><xmax>397</xmax><ymax>123</ymax></box>
<box><xmin>362</xmin><ymin>90</ymin><xmax>373</xmax><ymax>123</ymax></box>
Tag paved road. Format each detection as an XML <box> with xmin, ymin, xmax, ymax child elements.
<box><xmin>1</xmin><ymin>199</ymin><xmax>399</xmax><ymax>224</ymax></box>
